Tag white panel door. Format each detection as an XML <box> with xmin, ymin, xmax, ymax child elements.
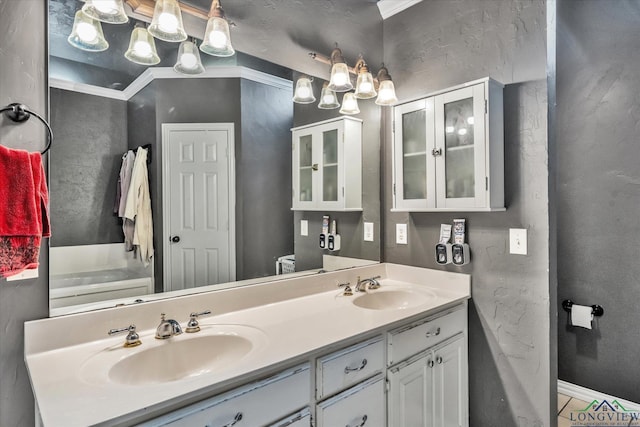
<box><xmin>433</xmin><ymin>334</ymin><xmax>467</xmax><ymax>427</ymax></box>
<box><xmin>162</xmin><ymin>123</ymin><xmax>235</xmax><ymax>292</ymax></box>
<box><xmin>388</xmin><ymin>353</ymin><xmax>435</xmax><ymax>427</ymax></box>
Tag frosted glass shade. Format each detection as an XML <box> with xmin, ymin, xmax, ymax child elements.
<box><xmin>68</xmin><ymin>11</ymin><xmax>108</xmax><ymax>52</ymax></box>
<box><xmin>149</xmin><ymin>0</ymin><xmax>187</xmax><ymax>42</ymax></box>
<box><xmin>318</xmin><ymin>85</ymin><xmax>340</xmax><ymax>109</ymax></box>
<box><xmin>125</xmin><ymin>27</ymin><xmax>161</xmax><ymax>65</ymax></box>
<box><xmin>174</xmin><ymin>41</ymin><xmax>205</xmax><ymax>75</ymax></box>
<box><xmin>200</xmin><ymin>17</ymin><xmax>235</xmax><ymax>57</ymax></box>
<box><xmin>81</xmin><ymin>0</ymin><xmax>128</xmax><ymax>24</ymax></box>
<box><xmin>354</xmin><ymin>71</ymin><xmax>377</xmax><ymax>99</ymax></box>
<box><xmin>339</xmin><ymin>93</ymin><xmax>360</xmax><ymax>115</ymax></box>
<box><xmin>375</xmin><ymin>80</ymin><xmax>398</xmax><ymax>106</ymax></box>
<box><xmin>328</xmin><ymin>62</ymin><xmax>353</xmax><ymax>92</ymax></box>
<box><xmin>293</xmin><ymin>77</ymin><xmax>316</xmax><ymax>104</ymax></box>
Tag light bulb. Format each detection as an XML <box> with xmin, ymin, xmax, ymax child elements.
<box><xmin>158</xmin><ymin>12</ymin><xmax>179</xmax><ymax>33</ymax></box>
<box><xmin>297</xmin><ymin>87</ymin><xmax>311</xmax><ymax>99</ymax></box>
<box><xmin>467</xmin><ymin>116</ymin><xmax>475</xmax><ymax>125</ymax></box>
<box><xmin>323</xmin><ymin>94</ymin><xmax>335</xmax><ymax>103</ymax></box>
<box><xmin>457</xmin><ymin>128</ymin><xmax>468</xmax><ymax>136</ymax></box>
<box><xmin>359</xmin><ymin>81</ymin><xmax>372</xmax><ymax>93</ymax></box>
<box><xmin>93</xmin><ymin>0</ymin><xmax>119</xmax><ymax>14</ymax></box>
<box><xmin>333</xmin><ymin>72</ymin><xmax>348</xmax><ymax>87</ymax></box>
<box><xmin>209</xmin><ymin>30</ymin><xmax>227</xmax><ymax>48</ymax></box>
<box><xmin>133</xmin><ymin>41</ymin><xmax>152</xmax><ymax>58</ymax></box>
<box><xmin>180</xmin><ymin>53</ymin><xmax>198</xmax><ymax>69</ymax></box>
<box><xmin>76</xmin><ymin>22</ymin><xmax>98</xmax><ymax>43</ymax></box>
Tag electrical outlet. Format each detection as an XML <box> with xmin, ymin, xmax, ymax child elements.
<box><xmin>364</xmin><ymin>222</ymin><xmax>374</xmax><ymax>242</ymax></box>
<box><xmin>300</xmin><ymin>220</ymin><xmax>308</xmax><ymax>236</ymax></box>
<box><xmin>509</xmin><ymin>228</ymin><xmax>527</xmax><ymax>255</ymax></box>
<box><xmin>396</xmin><ymin>223</ymin><xmax>408</xmax><ymax>245</ymax></box>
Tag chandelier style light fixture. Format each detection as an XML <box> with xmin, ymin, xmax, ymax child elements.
<box><xmin>174</xmin><ymin>39</ymin><xmax>205</xmax><ymax>74</ymax></box>
<box><xmin>317</xmin><ymin>83</ymin><xmax>340</xmax><ymax>109</ymax></box>
<box><xmin>81</xmin><ymin>0</ymin><xmax>128</xmax><ymax>24</ymax></box>
<box><xmin>148</xmin><ymin>0</ymin><xmax>188</xmax><ymax>42</ymax></box>
<box><xmin>67</xmin><ymin>10</ymin><xmax>109</xmax><ymax>52</ymax></box>
<box><xmin>292</xmin><ymin>76</ymin><xmax>316</xmax><ymax>104</ymax></box>
<box><xmin>200</xmin><ymin>0</ymin><xmax>235</xmax><ymax>57</ymax></box>
<box><xmin>125</xmin><ymin>25</ymin><xmax>160</xmax><ymax>65</ymax></box>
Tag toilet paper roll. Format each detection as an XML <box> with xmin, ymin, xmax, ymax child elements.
<box><xmin>571</xmin><ymin>304</ymin><xmax>593</xmax><ymax>329</ymax></box>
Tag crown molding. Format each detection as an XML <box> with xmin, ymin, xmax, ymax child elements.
<box><xmin>51</xmin><ymin>66</ymin><xmax>293</xmax><ymax>101</ymax></box>
<box><xmin>377</xmin><ymin>0</ymin><xmax>423</xmax><ymax>20</ymax></box>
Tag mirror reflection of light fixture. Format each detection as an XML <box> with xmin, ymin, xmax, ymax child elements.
<box><xmin>68</xmin><ymin>10</ymin><xmax>109</xmax><ymax>52</ymax></box>
<box><xmin>149</xmin><ymin>0</ymin><xmax>188</xmax><ymax>42</ymax></box>
<box><xmin>375</xmin><ymin>65</ymin><xmax>398</xmax><ymax>106</ymax></box>
<box><xmin>81</xmin><ymin>0</ymin><xmax>128</xmax><ymax>24</ymax></box>
<box><xmin>353</xmin><ymin>56</ymin><xmax>377</xmax><ymax>99</ymax></box>
<box><xmin>318</xmin><ymin>82</ymin><xmax>340</xmax><ymax>109</ymax></box>
<box><xmin>293</xmin><ymin>76</ymin><xmax>316</xmax><ymax>104</ymax></box>
<box><xmin>339</xmin><ymin>92</ymin><xmax>360</xmax><ymax>115</ymax></box>
<box><xmin>174</xmin><ymin>40</ymin><xmax>205</xmax><ymax>75</ymax></box>
<box><xmin>125</xmin><ymin>26</ymin><xmax>161</xmax><ymax>65</ymax></box>
<box><xmin>200</xmin><ymin>0</ymin><xmax>235</xmax><ymax>57</ymax></box>
<box><xmin>327</xmin><ymin>46</ymin><xmax>353</xmax><ymax>92</ymax></box>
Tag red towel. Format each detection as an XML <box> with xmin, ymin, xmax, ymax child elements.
<box><xmin>0</xmin><ymin>144</ymin><xmax>50</xmax><ymax>278</ymax></box>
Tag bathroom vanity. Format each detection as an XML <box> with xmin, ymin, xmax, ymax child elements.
<box><xmin>25</xmin><ymin>263</ymin><xmax>470</xmax><ymax>426</ymax></box>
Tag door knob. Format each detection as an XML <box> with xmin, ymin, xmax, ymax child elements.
<box><xmin>171</xmin><ymin>236</ymin><xmax>180</xmax><ymax>243</ymax></box>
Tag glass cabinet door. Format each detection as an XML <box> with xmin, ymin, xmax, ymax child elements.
<box><xmin>435</xmin><ymin>83</ymin><xmax>486</xmax><ymax>209</ymax></box>
<box><xmin>298</xmin><ymin>134</ymin><xmax>314</xmax><ymax>202</ymax></box>
<box><xmin>322</xmin><ymin>129</ymin><xmax>338</xmax><ymax>202</ymax></box>
<box><xmin>393</xmin><ymin>98</ymin><xmax>436</xmax><ymax>209</ymax></box>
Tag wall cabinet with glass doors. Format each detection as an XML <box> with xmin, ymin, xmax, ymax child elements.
<box><xmin>393</xmin><ymin>78</ymin><xmax>504</xmax><ymax>212</ymax></box>
<box><xmin>292</xmin><ymin>116</ymin><xmax>363</xmax><ymax>211</ymax></box>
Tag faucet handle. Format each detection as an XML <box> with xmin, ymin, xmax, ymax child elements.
<box><xmin>338</xmin><ymin>282</ymin><xmax>353</xmax><ymax>296</ymax></box>
<box><xmin>108</xmin><ymin>324</ymin><xmax>141</xmax><ymax>348</ymax></box>
<box><xmin>185</xmin><ymin>310</ymin><xmax>212</xmax><ymax>333</ymax></box>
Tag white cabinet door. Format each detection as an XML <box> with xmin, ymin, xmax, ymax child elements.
<box><xmin>292</xmin><ymin>117</ymin><xmax>362</xmax><ymax>211</ymax></box>
<box><xmin>316</xmin><ymin>374</ymin><xmax>385</xmax><ymax>427</ymax></box>
<box><xmin>434</xmin><ymin>84</ymin><xmax>487</xmax><ymax>210</ymax></box>
<box><xmin>388</xmin><ymin>334</ymin><xmax>468</xmax><ymax>427</ymax></box>
<box><xmin>388</xmin><ymin>352</ymin><xmax>435</xmax><ymax>427</ymax></box>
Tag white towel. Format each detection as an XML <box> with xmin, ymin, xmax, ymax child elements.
<box><xmin>571</xmin><ymin>304</ymin><xmax>593</xmax><ymax>329</ymax></box>
<box><xmin>124</xmin><ymin>147</ymin><xmax>153</xmax><ymax>266</ymax></box>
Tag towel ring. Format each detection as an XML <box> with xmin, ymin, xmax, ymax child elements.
<box><xmin>1</xmin><ymin>103</ymin><xmax>53</xmax><ymax>155</ymax></box>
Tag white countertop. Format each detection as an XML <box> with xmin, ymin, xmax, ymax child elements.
<box><xmin>24</xmin><ymin>263</ymin><xmax>470</xmax><ymax>427</ymax></box>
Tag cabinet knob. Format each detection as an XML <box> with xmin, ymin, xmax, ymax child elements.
<box><xmin>428</xmin><ymin>360</ymin><xmax>435</xmax><ymax>368</ymax></box>
<box><xmin>312</xmin><ymin>163</ymin><xmax>319</xmax><ymax>171</ymax></box>
<box><xmin>431</xmin><ymin>148</ymin><xmax>443</xmax><ymax>157</ymax></box>
<box><xmin>436</xmin><ymin>356</ymin><xmax>443</xmax><ymax>364</ymax></box>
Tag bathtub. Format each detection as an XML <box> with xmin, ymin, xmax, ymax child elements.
<box><xmin>50</xmin><ymin>268</ymin><xmax>153</xmax><ymax>310</ymax></box>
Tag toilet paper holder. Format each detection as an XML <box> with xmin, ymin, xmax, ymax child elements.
<box><xmin>562</xmin><ymin>299</ymin><xmax>604</xmax><ymax>317</ymax></box>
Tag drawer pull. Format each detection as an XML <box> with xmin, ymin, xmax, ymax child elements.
<box><xmin>428</xmin><ymin>360</ymin><xmax>434</xmax><ymax>368</ymax></box>
<box><xmin>425</xmin><ymin>327</ymin><xmax>441</xmax><ymax>338</ymax></box>
<box><xmin>344</xmin><ymin>358</ymin><xmax>368</xmax><ymax>374</ymax></box>
<box><xmin>436</xmin><ymin>356</ymin><xmax>443</xmax><ymax>364</ymax></box>
<box><xmin>219</xmin><ymin>412</ymin><xmax>242</xmax><ymax>427</ymax></box>
<box><xmin>346</xmin><ymin>414</ymin><xmax>368</xmax><ymax>427</ymax></box>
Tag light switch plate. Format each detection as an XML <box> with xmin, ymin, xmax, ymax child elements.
<box><xmin>396</xmin><ymin>223</ymin><xmax>408</xmax><ymax>245</ymax></box>
<box><xmin>509</xmin><ymin>228</ymin><xmax>527</xmax><ymax>255</ymax></box>
<box><xmin>300</xmin><ymin>220</ymin><xmax>308</xmax><ymax>236</ymax></box>
<box><xmin>364</xmin><ymin>222</ymin><xmax>374</xmax><ymax>242</ymax></box>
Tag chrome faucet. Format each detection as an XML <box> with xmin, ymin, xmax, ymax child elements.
<box><xmin>355</xmin><ymin>275</ymin><xmax>382</xmax><ymax>292</ymax></box>
<box><xmin>155</xmin><ymin>313</ymin><xmax>183</xmax><ymax>339</ymax></box>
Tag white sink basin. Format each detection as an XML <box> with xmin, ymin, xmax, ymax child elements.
<box><xmin>80</xmin><ymin>324</ymin><xmax>267</xmax><ymax>386</ymax></box>
<box><xmin>352</xmin><ymin>288</ymin><xmax>436</xmax><ymax>310</ymax></box>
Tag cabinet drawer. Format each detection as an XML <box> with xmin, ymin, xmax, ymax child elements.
<box><xmin>145</xmin><ymin>364</ymin><xmax>310</xmax><ymax>427</ymax></box>
<box><xmin>388</xmin><ymin>305</ymin><xmax>466</xmax><ymax>366</ymax></box>
<box><xmin>316</xmin><ymin>374</ymin><xmax>385</xmax><ymax>427</ymax></box>
<box><xmin>316</xmin><ymin>336</ymin><xmax>384</xmax><ymax>399</ymax></box>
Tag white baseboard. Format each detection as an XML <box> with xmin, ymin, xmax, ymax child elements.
<box><xmin>558</xmin><ymin>380</ymin><xmax>640</xmax><ymax>411</ymax></box>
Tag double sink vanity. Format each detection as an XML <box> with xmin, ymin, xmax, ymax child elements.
<box><xmin>25</xmin><ymin>263</ymin><xmax>470</xmax><ymax>426</ymax></box>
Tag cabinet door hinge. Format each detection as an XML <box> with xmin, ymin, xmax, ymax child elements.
<box><xmin>485</xmin><ymin>177</ymin><xmax>489</xmax><ymax>190</ymax></box>
<box><xmin>386</xmin><ymin>379</ymin><xmax>391</xmax><ymax>393</ymax></box>
<box><xmin>392</xmin><ymin>120</ymin><xmax>395</xmax><ymax>133</ymax></box>
<box><xmin>342</xmin><ymin>187</ymin><xmax>345</xmax><ymax>197</ymax></box>
<box><xmin>485</xmin><ymin>99</ymin><xmax>488</xmax><ymax>114</ymax></box>
<box><xmin>393</xmin><ymin>183</ymin><xmax>396</xmax><ymax>196</ymax></box>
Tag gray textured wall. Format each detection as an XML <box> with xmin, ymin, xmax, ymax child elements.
<box><xmin>0</xmin><ymin>1</ymin><xmax>49</xmax><ymax>426</ymax></box>
<box><xmin>557</xmin><ymin>0</ymin><xmax>640</xmax><ymax>403</ymax></box>
<box><xmin>238</xmin><ymin>79</ymin><xmax>294</xmax><ymax>278</ymax></box>
<box><xmin>292</xmin><ymin>76</ymin><xmax>382</xmax><ymax>271</ymax></box>
<box><xmin>382</xmin><ymin>1</ymin><xmax>553</xmax><ymax>426</ymax></box>
<box><xmin>50</xmin><ymin>88</ymin><xmax>128</xmax><ymax>246</ymax></box>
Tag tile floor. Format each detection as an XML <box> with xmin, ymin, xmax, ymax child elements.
<box><xmin>558</xmin><ymin>393</ymin><xmax>638</xmax><ymax>426</ymax></box>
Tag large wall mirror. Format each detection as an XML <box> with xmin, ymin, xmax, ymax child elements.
<box><xmin>48</xmin><ymin>0</ymin><xmax>382</xmax><ymax>316</ymax></box>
